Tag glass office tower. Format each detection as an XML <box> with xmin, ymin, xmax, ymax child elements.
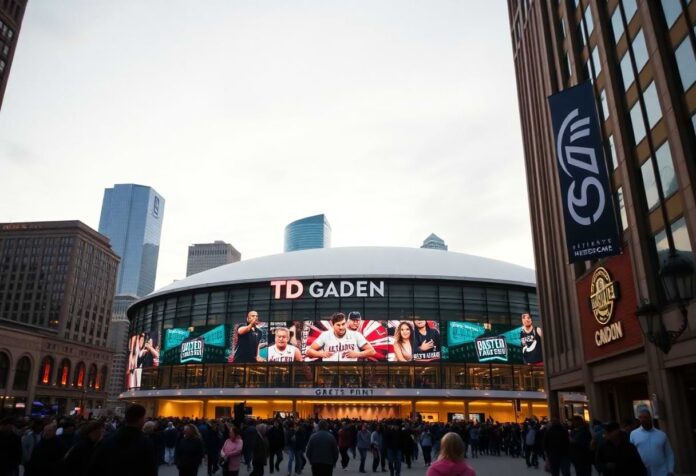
<box><xmin>284</xmin><ymin>214</ymin><xmax>331</xmax><ymax>252</ymax></box>
<box><xmin>98</xmin><ymin>184</ymin><xmax>165</xmax><ymax>297</ymax></box>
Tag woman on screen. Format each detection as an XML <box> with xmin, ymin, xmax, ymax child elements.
<box><xmin>393</xmin><ymin>321</ymin><xmax>414</xmax><ymax>362</ymax></box>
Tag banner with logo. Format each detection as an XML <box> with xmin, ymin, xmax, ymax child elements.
<box><xmin>548</xmin><ymin>82</ymin><xmax>621</xmax><ymax>263</ymax></box>
<box><xmin>161</xmin><ymin>325</ymin><xmax>230</xmax><ymax>365</ymax></box>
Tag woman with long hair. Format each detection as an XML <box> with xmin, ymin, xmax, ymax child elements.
<box><xmin>221</xmin><ymin>424</ymin><xmax>244</xmax><ymax>476</ymax></box>
<box><xmin>175</xmin><ymin>424</ymin><xmax>205</xmax><ymax>476</ymax></box>
<box><xmin>393</xmin><ymin>321</ymin><xmax>414</xmax><ymax>362</ymax></box>
<box><xmin>426</xmin><ymin>432</ymin><xmax>476</xmax><ymax>476</ymax></box>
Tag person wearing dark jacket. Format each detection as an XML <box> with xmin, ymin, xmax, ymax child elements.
<box><xmin>61</xmin><ymin>420</ymin><xmax>104</xmax><ymax>476</ymax></box>
<box><xmin>306</xmin><ymin>421</ymin><xmax>339</xmax><ymax>476</ymax></box>
<box><xmin>383</xmin><ymin>424</ymin><xmax>401</xmax><ymax>476</ymax></box>
<box><xmin>204</xmin><ymin>421</ymin><xmax>224</xmax><ymax>476</ymax></box>
<box><xmin>569</xmin><ymin>416</ymin><xmax>593</xmax><ymax>476</ymax></box>
<box><xmin>87</xmin><ymin>404</ymin><xmax>158</xmax><ymax>476</ymax></box>
<box><xmin>164</xmin><ymin>422</ymin><xmax>179</xmax><ymax>465</ymax></box>
<box><xmin>543</xmin><ymin>419</ymin><xmax>571</xmax><ymax>476</ymax></box>
<box><xmin>28</xmin><ymin>422</ymin><xmax>66</xmax><ymax>476</ymax></box>
<box><xmin>251</xmin><ymin>424</ymin><xmax>270</xmax><ymax>476</ymax></box>
<box><xmin>267</xmin><ymin>420</ymin><xmax>285</xmax><ymax>473</ymax></box>
<box><xmin>595</xmin><ymin>421</ymin><xmax>646</xmax><ymax>476</ymax></box>
<box><xmin>175</xmin><ymin>424</ymin><xmax>206</xmax><ymax>476</ymax></box>
<box><xmin>0</xmin><ymin>416</ymin><xmax>22</xmax><ymax>476</ymax></box>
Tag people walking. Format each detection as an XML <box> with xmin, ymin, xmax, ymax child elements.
<box><xmin>164</xmin><ymin>421</ymin><xmax>178</xmax><ymax>465</ymax></box>
<box><xmin>251</xmin><ymin>424</ymin><xmax>270</xmax><ymax>476</ymax></box>
<box><xmin>426</xmin><ymin>432</ymin><xmax>476</xmax><ymax>476</ymax></box>
<box><xmin>306</xmin><ymin>420</ymin><xmax>339</xmax><ymax>476</ymax></box>
<box><xmin>338</xmin><ymin>424</ymin><xmax>352</xmax><ymax>469</ymax></box>
<box><xmin>595</xmin><ymin>421</ymin><xmax>646</xmax><ymax>476</ymax></box>
<box><xmin>543</xmin><ymin>419</ymin><xmax>571</xmax><ymax>476</ymax></box>
<box><xmin>268</xmin><ymin>420</ymin><xmax>285</xmax><ymax>474</ymax></box>
<box><xmin>383</xmin><ymin>424</ymin><xmax>401</xmax><ymax>476</ymax></box>
<box><xmin>630</xmin><ymin>410</ymin><xmax>675</xmax><ymax>476</ymax></box>
<box><xmin>220</xmin><ymin>424</ymin><xmax>244</xmax><ymax>476</ymax></box>
<box><xmin>0</xmin><ymin>416</ymin><xmax>22</xmax><ymax>476</ymax></box>
<box><xmin>569</xmin><ymin>416</ymin><xmax>593</xmax><ymax>476</ymax></box>
<box><xmin>174</xmin><ymin>424</ymin><xmax>205</xmax><ymax>476</ymax></box>
<box><xmin>357</xmin><ymin>423</ymin><xmax>371</xmax><ymax>473</ymax></box>
<box><xmin>28</xmin><ymin>422</ymin><xmax>66</xmax><ymax>476</ymax></box>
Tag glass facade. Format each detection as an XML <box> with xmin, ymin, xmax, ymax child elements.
<box><xmin>128</xmin><ymin>278</ymin><xmax>543</xmax><ymax>392</ymax></box>
<box><xmin>99</xmin><ymin>184</ymin><xmax>165</xmax><ymax>297</ymax></box>
<box><xmin>284</xmin><ymin>214</ymin><xmax>332</xmax><ymax>252</ymax></box>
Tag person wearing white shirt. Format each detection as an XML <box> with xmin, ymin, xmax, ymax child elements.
<box><xmin>267</xmin><ymin>327</ymin><xmax>302</xmax><ymax>362</ymax></box>
<box><xmin>306</xmin><ymin>313</ymin><xmax>376</xmax><ymax>362</ymax></box>
<box><xmin>629</xmin><ymin>409</ymin><xmax>675</xmax><ymax>476</ymax></box>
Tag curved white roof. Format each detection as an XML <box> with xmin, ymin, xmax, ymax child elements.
<box><xmin>147</xmin><ymin>247</ymin><xmax>536</xmax><ymax>301</ymax></box>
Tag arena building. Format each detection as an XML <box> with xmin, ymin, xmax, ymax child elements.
<box><xmin>121</xmin><ymin>247</ymin><xmax>548</xmax><ymax>422</ymax></box>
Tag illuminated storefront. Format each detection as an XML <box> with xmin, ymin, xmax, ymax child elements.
<box><xmin>122</xmin><ymin>247</ymin><xmax>548</xmax><ymax>421</ymax></box>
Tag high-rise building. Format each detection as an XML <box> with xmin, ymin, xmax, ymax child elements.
<box><xmin>508</xmin><ymin>0</ymin><xmax>695</xmax><ymax>471</ymax></box>
<box><xmin>0</xmin><ymin>221</ymin><xmax>119</xmax><ymax>415</ymax></box>
<box><xmin>98</xmin><ymin>184</ymin><xmax>165</xmax><ymax>297</ymax></box>
<box><xmin>186</xmin><ymin>241</ymin><xmax>241</xmax><ymax>276</ymax></box>
<box><xmin>421</xmin><ymin>233</ymin><xmax>448</xmax><ymax>250</ymax></box>
<box><xmin>284</xmin><ymin>214</ymin><xmax>331</xmax><ymax>252</ymax></box>
<box><xmin>0</xmin><ymin>0</ymin><xmax>28</xmax><ymax>110</ymax></box>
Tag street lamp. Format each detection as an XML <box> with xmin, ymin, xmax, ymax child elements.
<box><xmin>636</xmin><ymin>251</ymin><xmax>694</xmax><ymax>354</ymax></box>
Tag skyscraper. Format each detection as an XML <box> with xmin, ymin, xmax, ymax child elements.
<box><xmin>508</xmin><ymin>0</ymin><xmax>695</xmax><ymax>470</ymax></box>
<box><xmin>284</xmin><ymin>214</ymin><xmax>331</xmax><ymax>252</ymax></box>
<box><xmin>421</xmin><ymin>233</ymin><xmax>448</xmax><ymax>250</ymax></box>
<box><xmin>0</xmin><ymin>0</ymin><xmax>28</xmax><ymax>110</ymax></box>
<box><xmin>186</xmin><ymin>241</ymin><xmax>241</xmax><ymax>276</ymax></box>
<box><xmin>98</xmin><ymin>184</ymin><xmax>165</xmax><ymax>297</ymax></box>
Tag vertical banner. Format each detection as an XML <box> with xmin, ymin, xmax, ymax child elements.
<box><xmin>548</xmin><ymin>82</ymin><xmax>621</xmax><ymax>263</ymax></box>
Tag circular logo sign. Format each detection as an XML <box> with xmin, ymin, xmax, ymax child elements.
<box><xmin>590</xmin><ymin>267</ymin><xmax>616</xmax><ymax>325</ymax></box>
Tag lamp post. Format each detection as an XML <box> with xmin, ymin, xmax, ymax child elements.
<box><xmin>635</xmin><ymin>251</ymin><xmax>694</xmax><ymax>354</ymax></box>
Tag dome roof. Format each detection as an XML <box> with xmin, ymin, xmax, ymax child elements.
<box><xmin>148</xmin><ymin>247</ymin><xmax>535</xmax><ymax>300</ymax></box>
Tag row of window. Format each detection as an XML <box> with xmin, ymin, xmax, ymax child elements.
<box><xmin>137</xmin><ymin>363</ymin><xmax>546</xmax><ymax>393</ymax></box>
<box><xmin>0</xmin><ymin>353</ymin><xmax>108</xmax><ymax>392</ymax></box>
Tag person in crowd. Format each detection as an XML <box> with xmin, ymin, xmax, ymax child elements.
<box><xmin>294</xmin><ymin>421</ymin><xmax>309</xmax><ymax>475</ymax></box>
<box><xmin>306</xmin><ymin>420</ymin><xmax>339</xmax><ymax>476</ymax></box>
<box><xmin>467</xmin><ymin>424</ymin><xmax>479</xmax><ymax>459</ymax></box>
<box><xmin>221</xmin><ymin>424</ymin><xmax>244</xmax><ymax>476</ymax></box>
<box><xmin>392</xmin><ymin>322</ymin><xmax>413</xmax><ymax>362</ymax></box>
<box><xmin>426</xmin><ymin>432</ymin><xmax>476</xmax><ymax>476</ymax></box>
<box><xmin>338</xmin><ymin>423</ymin><xmax>352</xmax><ymax>469</ymax></box>
<box><xmin>251</xmin><ymin>423</ymin><xmax>270</xmax><ymax>476</ymax></box>
<box><xmin>87</xmin><ymin>404</ymin><xmax>158</xmax><ymax>476</ymax></box>
<box><xmin>420</xmin><ymin>427</ymin><xmax>433</xmax><ymax>466</ymax></box>
<box><xmin>204</xmin><ymin>420</ymin><xmax>224</xmax><ymax>476</ymax></box>
<box><xmin>164</xmin><ymin>421</ymin><xmax>178</xmax><ymax>465</ymax></box>
<box><xmin>268</xmin><ymin>419</ymin><xmax>285</xmax><ymax>473</ymax></box>
<box><xmin>399</xmin><ymin>424</ymin><xmax>413</xmax><ymax>469</ymax></box>
<box><xmin>383</xmin><ymin>424</ymin><xmax>401</xmax><ymax>476</ymax></box>
<box><xmin>370</xmin><ymin>424</ymin><xmax>384</xmax><ymax>473</ymax></box>
<box><xmin>21</xmin><ymin>418</ymin><xmax>44</xmax><ymax>476</ymax></box>
<box><xmin>595</xmin><ymin>421</ymin><xmax>646</xmax><ymax>476</ymax></box>
<box><xmin>243</xmin><ymin>420</ymin><xmax>258</xmax><ymax>471</ymax></box>
<box><xmin>61</xmin><ymin>420</ymin><xmax>104</xmax><ymax>476</ymax></box>
<box><xmin>357</xmin><ymin>423</ymin><xmax>372</xmax><ymax>473</ymax></box>
<box><xmin>234</xmin><ymin>310</ymin><xmax>265</xmax><ymax>363</ymax></box>
<box><xmin>543</xmin><ymin>418</ymin><xmax>570</xmax><ymax>476</ymax></box>
<box><xmin>0</xmin><ymin>416</ymin><xmax>22</xmax><ymax>476</ymax></box>
<box><xmin>629</xmin><ymin>409</ymin><xmax>675</xmax><ymax>476</ymax></box>
<box><xmin>175</xmin><ymin>424</ymin><xmax>205</xmax><ymax>476</ymax></box>
<box><xmin>28</xmin><ymin>422</ymin><xmax>66</xmax><ymax>476</ymax></box>
<box><xmin>569</xmin><ymin>415</ymin><xmax>593</xmax><ymax>476</ymax></box>
<box><xmin>523</xmin><ymin>421</ymin><xmax>538</xmax><ymax>468</ymax></box>
<box><xmin>57</xmin><ymin>419</ymin><xmax>78</xmax><ymax>450</ymax></box>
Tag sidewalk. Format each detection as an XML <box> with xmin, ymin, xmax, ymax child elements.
<box><xmin>158</xmin><ymin>453</ymin><xmax>554</xmax><ymax>476</ymax></box>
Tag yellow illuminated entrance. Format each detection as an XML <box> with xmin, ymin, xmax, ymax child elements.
<box><xmin>152</xmin><ymin>398</ymin><xmax>548</xmax><ymax>423</ymax></box>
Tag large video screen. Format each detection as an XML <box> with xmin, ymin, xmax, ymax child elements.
<box><xmin>388</xmin><ymin>320</ymin><xmax>441</xmax><ymax>362</ymax></box>
<box><xmin>303</xmin><ymin>318</ymin><xmax>389</xmax><ymax>362</ymax></box>
<box><xmin>126</xmin><ymin>327</ymin><xmax>160</xmax><ymax>390</ymax></box>
<box><xmin>161</xmin><ymin>325</ymin><xmax>231</xmax><ymax>365</ymax></box>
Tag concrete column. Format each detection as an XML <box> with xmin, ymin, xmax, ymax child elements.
<box><xmin>464</xmin><ymin>401</ymin><xmax>470</xmax><ymax>420</ymax></box>
<box><xmin>411</xmin><ymin>400</ymin><xmax>416</xmax><ymax>419</ymax></box>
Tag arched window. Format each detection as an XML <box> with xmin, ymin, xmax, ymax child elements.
<box><xmin>12</xmin><ymin>356</ymin><xmax>31</xmax><ymax>390</ymax></box>
<box><xmin>74</xmin><ymin>362</ymin><xmax>86</xmax><ymax>388</ymax></box>
<box><xmin>0</xmin><ymin>352</ymin><xmax>9</xmax><ymax>389</ymax></box>
<box><xmin>97</xmin><ymin>365</ymin><xmax>108</xmax><ymax>391</ymax></box>
<box><xmin>87</xmin><ymin>364</ymin><xmax>98</xmax><ymax>389</ymax></box>
<box><xmin>57</xmin><ymin>358</ymin><xmax>71</xmax><ymax>387</ymax></box>
<box><xmin>38</xmin><ymin>356</ymin><xmax>54</xmax><ymax>385</ymax></box>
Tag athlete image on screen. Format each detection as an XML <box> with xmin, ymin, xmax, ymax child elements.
<box><xmin>412</xmin><ymin>318</ymin><xmax>441</xmax><ymax>361</ymax></box>
<box><xmin>306</xmin><ymin>312</ymin><xmax>376</xmax><ymax>362</ymax></box>
<box><xmin>267</xmin><ymin>327</ymin><xmax>303</xmax><ymax>362</ymax></box>
<box><xmin>347</xmin><ymin>311</ymin><xmax>362</xmax><ymax>331</ymax></box>
<box><xmin>233</xmin><ymin>310</ymin><xmax>265</xmax><ymax>363</ymax></box>
<box><xmin>520</xmin><ymin>312</ymin><xmax>543</xmax><ymax>365</ymax></box>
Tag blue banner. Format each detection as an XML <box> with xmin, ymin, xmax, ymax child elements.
<box><xmin>548</xmin><ymin>82</ymin><xmax>621</xmax><ymax>263</ymax></box>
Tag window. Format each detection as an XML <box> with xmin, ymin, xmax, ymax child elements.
<box><xmin>74</xmin><ymin>362</ymin><xmax>86</xmax><ymax>388</ymax></box>
<box><xmin>611</xmin><ymin>7</ymin><xmax>624</xmax><ymax>43</ymax></box>
<box><xmin>617</xmin><ymin>187</ymin><xmax>628</xmax><ymax>231</ymax></box>
<box><xmin>632</xmin><ymin>30</ymin><xmax>649</xmax><ymax>75</ymax></box>
<box><xmin>584</xmin><ymin>6</ymin><xmax>594</xmax><ymax>37</ymax></box>
<box><xmin>641</xmin><ymin>160</ymin><xmax>660</xmax><ymax>211</ymax></box>
<box><xmin>655</xmin><ymin>218</ymin><xmax>694</xmax><ymax>268</ymax></box>
<box><xmin>57</xmin><ymin>359</ymin><xmax>71</xmax><ymax>386</ymax></box>
<box><xmin>643</xmin><ymin>82</ymin><xmax>662</xmax><ymax>129</ymax></box>
<box><xmin>591</xmin><ymin>47</ymin><xmax>602</xmax><ymax>78</ymax></box>
<box><xmin>630</xmin><ymin>100</ymin><xmax>647</xmax><ymax>143</ymax></box>
<box><xmin>12</xmin><ymin>356</ymin><xmax>31</xmax><ymax>390</ymax></box>
<box><xmin>600</xmin><ymin>89</ymin><xmax>609</xmax><ymax>121</ymax></box>
<box><xmin>38</xmin><ymin>356</ymin><xmax>53</xmax><ymax>384</ymax></box>
<box><xmin>655</xmin><ymin>142</ymin><xmax>678</xmax><ymax>199</ymax></box>
<box><xmin>675</xmin><ymin>37</ymin><xmax>696</xmax><ymax>92</ymax></box>
<box><xmin>608</xmin><ymin>134</ymin><xmax>619</xmax><ymax>170</ymax></box>
<box><xmin>0</xmin><ymin>352</ymin><xmax>9</xmax><ymax>389</ymax></box>
<box><xmin>661</xmin><ymin>0</ymin><xmax>682</xmax><ymax>28</ymax></box>
<box><xmin>623</xmin><ymin>0</ymin><xmax>638</xmax><ymax>22</ymax></box>
<box><xmin>621</xmin><ymin>52</ymin><xmax>635</xmax><ymax>90</ymax></box>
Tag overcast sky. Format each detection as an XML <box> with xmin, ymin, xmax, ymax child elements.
<box><xmin>0</xmin><ymin>1</ymin><xmax>534</xmax><ymax>290</ymax></box>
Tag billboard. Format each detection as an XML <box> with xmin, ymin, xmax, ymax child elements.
<box><xmin>388</xmin><ymin>320</ymin><xmax>441</xmax><ymax>362</ymax></box>
<box><xmin>548</xmin><ymin>81</ymin><xmax>621</xmax><ymax>263</ymax></box>
<box><xmin>304</xmin><ymin>317</ymin><xmax>389</xmax><ymax>362</ymax></box>
<box><xmin>126</xmin><ymin>328</ymin><xmax>160</xmax><ymax>390</ymax></box>
<box><xmin>161</xmin><ymin>325</ymin><xmax>231</xmax><ymax>365</ymax></box>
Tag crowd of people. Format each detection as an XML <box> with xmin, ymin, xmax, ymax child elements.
<box><xmin>0</xmin><ymin>405</ymin><xmax>675</xmax><ymax>476</ymax></box>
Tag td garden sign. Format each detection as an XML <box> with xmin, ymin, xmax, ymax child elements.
<box><xmin>590</xmin><ymin>267</ymin><xmax>623</xmax><ymax>347</ymax></box>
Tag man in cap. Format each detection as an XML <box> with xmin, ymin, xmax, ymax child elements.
<box><xmin>595</xmin><ymin>421</ymin><xmax>645</xmax><ymax>476</ymax></box>
<box><xmin>347</xmin><ymin>311</ymin><xmax>363</xmax><ymax>332</ymax></box>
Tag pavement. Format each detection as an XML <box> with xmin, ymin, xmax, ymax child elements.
<box><xmin>158</xmin><ymin>453</ymin><xmax>558</xmax><ymax>476</ymax></box>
